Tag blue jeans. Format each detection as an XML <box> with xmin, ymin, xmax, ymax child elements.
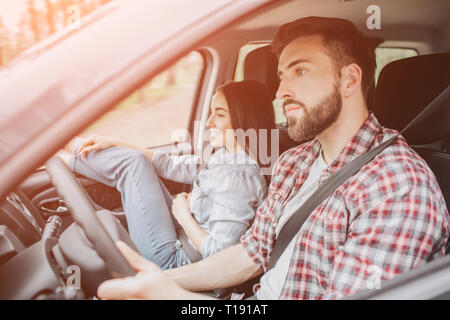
<box><xmin>69</xmin><ymin>146</ymin><xmax>191</xmax><ymax>269</ymax></box>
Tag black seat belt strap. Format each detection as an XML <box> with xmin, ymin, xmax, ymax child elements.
<box><xmin>267</xmin><ymin>134</ymin><xmax>398</xmax><ymax>271</ymax></box>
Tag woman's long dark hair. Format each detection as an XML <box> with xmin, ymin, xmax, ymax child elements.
<box><xmin>216</xmin><ymin>80</ymin><xmax>276</xmax><ymax>175</ymax></box>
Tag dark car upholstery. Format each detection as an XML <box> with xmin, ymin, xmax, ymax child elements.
<box><xmin>243</xmin><ymin>45</ymin><xmax>300</xmax><ymax>155</ymax></box>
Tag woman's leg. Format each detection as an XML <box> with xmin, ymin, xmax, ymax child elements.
<box><xmin>69</xmin><ymin>146</ymin><xmax>187</xmax><ymax>269</ymax></box>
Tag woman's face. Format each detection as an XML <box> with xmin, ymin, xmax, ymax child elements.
<box><xmin>206</xmin><ymin>91</ymin><xmax>235</xmax><ymax>148</ymax></box>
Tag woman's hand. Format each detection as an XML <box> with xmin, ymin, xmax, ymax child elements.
<box><xmin>77</xmin><ymin>134</ymin><xmax>123</xmax><ymax>158</ymax></box>
<box><xmin>171</xmin><ymin>192</ymin><xmax>192</xmax><ymax>225</ymax></box>
<box><xmin>171</xmin><ymin>192</ymin><xmax>208</xmax><ymax>252</ymax></box>
<box><xmin>97</xmin><ymin>241</ymin><xmax>197</xmax><ymax>300</ymax></box>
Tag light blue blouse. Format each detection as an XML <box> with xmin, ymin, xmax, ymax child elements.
<box><xmin>151</xmin><ymin>148</ymin><xmax>267</xmax><ymax>258</ymax></box>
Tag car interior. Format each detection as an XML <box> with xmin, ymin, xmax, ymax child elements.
<box><xmin>0</xmin><ymin>0</ymin><xmax>449</xmax><ymax>299</ymax></box>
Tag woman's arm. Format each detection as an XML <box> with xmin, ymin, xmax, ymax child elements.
<box><xmin>199</xmin><ymin>170</ymin><xmax>267</xmax><ymax>258</ymax></box>
<box><xmin>171</xmin><ymin>193</ymin><xmax>208</xmax><ymax>252</ymax></box>
<box><xmin>74</xmin><ymin>135</ymin><xmax>156</xmax><ymax>161</ymax></box>
<box><xmin>175</xmin><ymin>169</ymin><xmax>267</xmax><ymax>259</ymax></box>
<box><xmin>151</xmin><ymin>151</ymin><xmax>201</xmax><ymax>184</ymax></box>
<box><xmin>73</xmin><ymin>135</ymin><xmax>200</xmax><ymax>183</ymax></box>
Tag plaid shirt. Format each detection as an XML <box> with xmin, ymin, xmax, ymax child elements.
<box><xmin>241</xmin><ymin>112</ymin><xmax>449</xmax><ymax>300</ymax></box>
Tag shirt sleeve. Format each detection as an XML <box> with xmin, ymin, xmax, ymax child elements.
<box><xmin>240</xmin><ymin>203</ymin><xmax>272</xmax><ymax>271</ymax></box>
<box><xmin>324</xmin><ymin>160</ymin><xmax>450</xmax><ymax>299</ymax></box>
<box><xmin>200</xmin><ymin>169</ymin><xmax>267</xmax><ymax>258</ymax></box>
<box><xmin>240</xmin><ymin>154</ymin><xmax>285</xmax><ymax>271</ymax></box>
<box><xmin>151</xmin><ymin>150</ymin><xmax>201</xmax><ymax>184</ymax></box>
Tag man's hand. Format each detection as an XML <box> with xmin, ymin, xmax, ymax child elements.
<box><xmin>97</xmin><ymin>241</ymin><xmax>194</xmax><ymax>300</ymax></box>
<box><xmin>171</xmin><ymin>192</ymin><xmax>192</xmax><ymax>225</ymax></box>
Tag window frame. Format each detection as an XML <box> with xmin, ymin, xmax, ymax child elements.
<box><xmin>185</xmin><ymin>49</ymin><xmax>214</xmax><ymax>153</ymax></box>
<box><xmin>374</xmin><ymin>46</ymin><xmax>419</xmax><ymax>84</ymax></box>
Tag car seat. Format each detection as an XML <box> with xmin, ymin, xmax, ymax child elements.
<box><xmin>243</xmin><ymin>45</ymin><xmax>301</xmax><ymax>156</ymax></box>
<box><xmin>373</xmin><ymin>53</ymin><xmax>450</xmax><ymax>253</ymax></box>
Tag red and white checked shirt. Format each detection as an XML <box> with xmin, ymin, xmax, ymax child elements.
<box><xmin>240</xmin><ymin>112</ymin><xmax>449</xmax><ymax>299</ymax></box>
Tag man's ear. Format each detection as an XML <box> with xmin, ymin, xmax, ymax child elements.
<box><xmin>340</xmin><ymin>63</ymin><xmax>363</xmax><ymax>98</ymax></box>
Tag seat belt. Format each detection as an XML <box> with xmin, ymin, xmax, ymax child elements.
<box><xmin>267</xmin><ymin>135</ymin><xmax>398</xmax><ymax>270</ymax></box>
<box><xmin>177</xmin><ymin>225</ymin><xmax>203</xmax><ymax>263</ymax></box>
<box><xmin>267</xmin><ymin>85</ymin><xmax>450</xmax><ymax>271</ymax></box>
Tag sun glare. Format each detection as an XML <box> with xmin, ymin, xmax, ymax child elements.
<box><xmin>0</xmin><ymin>0</ymin><xmax>27</xmax><ymax>31</ymax></box>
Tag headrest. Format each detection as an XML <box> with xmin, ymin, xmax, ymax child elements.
<box><xmin>243</xmin><ymin>46</ymin><xmax>280</xmax><ymax>100</ymax></box>
<box><xmin>374</xmin><ymin>53</ymin><xmax>450</xmax><ymax>145</ymax></box>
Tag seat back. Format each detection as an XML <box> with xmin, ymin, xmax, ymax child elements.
<box><xmin>243</xmin><ymin>45</ymin><xmax>279</xmax><ymax>100</ymax></box>
<box><xmin>374</xmin><ymin>53</ymin><xmax>450</xmax><ymax>139</ymax></box>
<box><xmin>243</xmin><ymin>46</ymin><xmax>300</xmax><ymax>155</ymax></box>
<box><xmin>374</xmin><ymin>53</ymin><xmax>450</xmax><ymax>254</ymax></box>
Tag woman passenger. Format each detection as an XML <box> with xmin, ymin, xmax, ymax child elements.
<box><xmin>69</xmin><ymin>80</ymin><xmax>276</xmax><ymax>269</ymax></box>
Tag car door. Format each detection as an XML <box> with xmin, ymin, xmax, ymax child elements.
<box><xmin>348</xmin><ymin>254</ymin><xmax>450</xmax><ymax>300</ymax></box>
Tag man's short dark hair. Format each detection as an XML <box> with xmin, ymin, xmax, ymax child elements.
<box><xmin>272</xmin><ymin>16</ymin><xmax>376</xmax><ymax>100</ymax></box>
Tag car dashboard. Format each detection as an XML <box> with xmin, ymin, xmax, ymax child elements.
<box><xmin>0</xmin><ymin>182</ymin><xmax>129</xmax><ymax>299</ymax></box>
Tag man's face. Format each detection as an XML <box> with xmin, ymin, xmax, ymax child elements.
<box><xmin>276</xmin><ymin>35</ymin><xmax>342</xmax><ymax>143</ymax></box>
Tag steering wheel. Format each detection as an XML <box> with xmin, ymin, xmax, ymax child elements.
<box><xmin>45</xmin><ymin>156</ymin><xmax>136</xmax><ymax>279</ymax></box>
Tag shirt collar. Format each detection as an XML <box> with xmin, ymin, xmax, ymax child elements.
<box><xmin>295</xmin><ymin>112</ymin><xmax>383</xmax><ymax>175</ymax></box>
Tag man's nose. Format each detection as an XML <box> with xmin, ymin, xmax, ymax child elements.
<box><xmin>276</xmin><ymin>79</ymin><xmax>295</xmax><ymax>101</ymax></box>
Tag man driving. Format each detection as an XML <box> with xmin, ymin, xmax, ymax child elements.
<box><xmin>96</xmin><ymin>17</ymin><xmax>449</xmax><ymax>300</ymax></box>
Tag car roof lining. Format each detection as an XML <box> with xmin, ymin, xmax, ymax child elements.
<box><xmin>236</xmin><ymin>0</ymin><xmax>450</xmax><ymax>31</ymax></box>
<box><xmin>213</xmin><ymin>0</ymin><xmax>450</xmax><ymax>53</ymax></box>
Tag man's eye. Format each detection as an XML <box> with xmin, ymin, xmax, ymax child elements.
<box><xmin>296</xmin><ymin>68</ymin><xmax>306</xmax><ymax>76</ymax></box>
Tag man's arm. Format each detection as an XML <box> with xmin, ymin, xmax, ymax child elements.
<box><xmin>324</xmin><ymin>160</ymin><xmax>449</xmax><ymax>299</ymax></box>
<box><xmin>97</xmin><ymin>241</ymin><xmax>214</xmax><ymax>300</ymax></box>
<box><xmin>165</xmin><ymin>244</ymin><xmax>263</xmax><ymax>292</ymax></box>
<box><xmin>97</xmin><ymin>242</ymin><xmax>261</xmax><ymax>300</ymax></box>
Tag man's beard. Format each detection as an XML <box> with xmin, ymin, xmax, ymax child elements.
<box><xmin>286</xmin><ymin>81</ymin><xmax>342</xmax><ymax>143</ymax></box>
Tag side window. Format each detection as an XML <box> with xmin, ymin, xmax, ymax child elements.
<box><xmin>374</xmin><ymin>47</ymin><xmax>418</xmax><ymax>84</ymax></box>
<box><xmin>80</xmin><ymin>51</ymin><xmax>204</xmax><ymax>148</ymax></box>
